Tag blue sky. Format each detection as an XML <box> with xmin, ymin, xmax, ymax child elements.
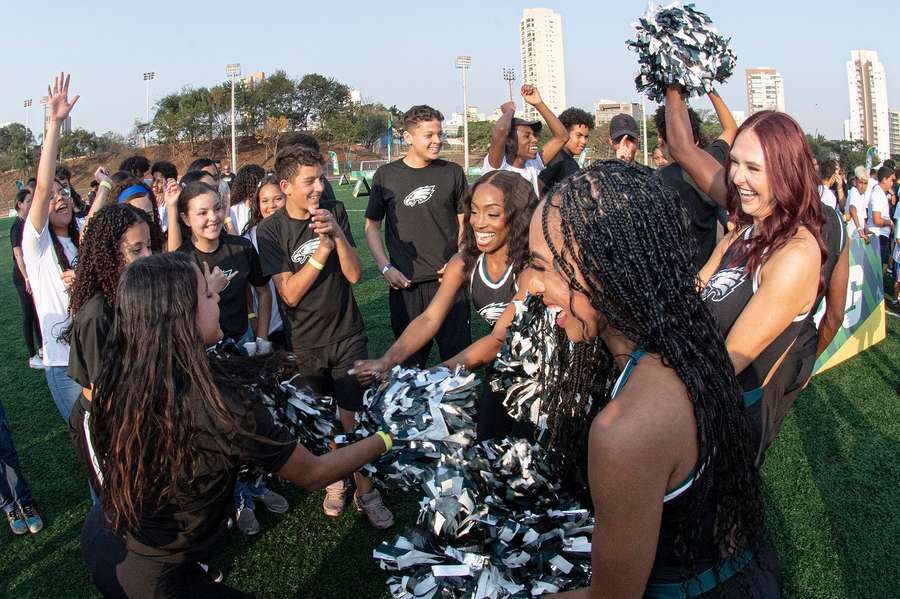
<box><xmin>2</xmin><ymin>0</ymin><xmax>898</xmax><ymax>140</ymax></box>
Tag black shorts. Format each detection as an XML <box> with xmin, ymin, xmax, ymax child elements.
<box><xmin>389</xmin><ymin>280</ymin><xmax>471</xmax><ymax>368</ymax></box>
<box><xmin>292</xmin><ymin>333</ymin><xmax>368</xmax><ymax>412</ymax></box>
<box><xmin>879</xmin><ymin>235</ymin><xmax>891</xmax><ymax>266</ymax></box>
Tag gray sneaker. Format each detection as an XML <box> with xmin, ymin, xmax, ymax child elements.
<box><xmin>252</xmin><ymin>488</ymin><xmax>289</xmax><ymax>514</ymax></box>
<box><xmin>322</xmin><ymin>479</ymin><xmax>348</xmax><ymax>517</ymax></box>
<box><xmin>354</xmin><ymin>489</ymin><xmax>394</xmax><ymax>529</ymax></box>
<box><xmin>235</xmin><ymin>505</ymin><xmax>260</xmax><ymax>535</ymax></box>
<box><xmin>6</xmin><ymin>507</ymin><xmax>27</xmax><ymax>535</ymax></box>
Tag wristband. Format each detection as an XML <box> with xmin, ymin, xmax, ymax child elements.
<box><xmin>381</xmin><ymin>264</ymin><xmax>392</xmax><ymax>275</ymax></box>
<box><xmin>99</xmin><ymin>180</ymin><xmax>112</xmax><ymax>191</ymax></box>
<box><xmin>224</xmin><ymin>216</ymin><xmax>233</xmax><ymax>224</ymax></box>
<box><xmin>248</xmin><ymin>312</ymin><xmax>257</xmax><ymax>320</ymax></box>
<box><xmin>309</xmin><ymin>257</ymin><xmax>325</xmax><ymax>271</ymax></box>
<box><xmin>376</xmin><ymin>430</ymin><xmax>393</xmax><ymax>454</ymax></box>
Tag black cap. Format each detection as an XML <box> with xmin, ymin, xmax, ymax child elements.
<box><xmin>609</xmin><ymin>113</ymin><xmax>639</xmax><ymax>142</ymax></box>
<box><xmin>511</xmin><ymin>117</ymin><xmax>542</xmax><ymax>134</ymax></box>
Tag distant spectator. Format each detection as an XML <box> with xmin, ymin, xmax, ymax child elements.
<box><xmin>149</xmin><ymin>160</ymin><xmax>178</xmax><ymax>199</ymax></box>
<box><xmin>118</xmin><ymin>155</ymin><xmax>151</xmax><ymax>180</ymax></box>
<box><xmin>10</xmin><ymin>189</ymin><xmax>43</xmax><ymax>369</ymax></box>
<box><xmin>538</xmin><ymin>107</ymin><xmax>594</xmax><ymax>192</ymax></box>
<box><xmin>608</xmin><ymin>114</ymin><xmax>650</xmax><ymax>173</ymax></box>
<box><xmin>817</xmin><ymin>159</ymin><xmax>839</xmax><ymax>210</ymax></box>
<box><xmin>652</xmin><ymin>146</ymin><xmax>669</xmax><ymax>168</ymax></box>
<box><xmin>868</xmin><ymin>165</ymin><xmax>896</xmax><ymax>271</ymax></box>
<box><xmin>847</xmin><ymin>167</ymin><xmax>870</xmax><ymax>237</ymax></box>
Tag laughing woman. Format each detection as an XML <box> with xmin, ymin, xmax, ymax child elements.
<box><xmin>535</xmin><ymin>161</ymin><xmax>779</xmax><ymax>598</ymax></box>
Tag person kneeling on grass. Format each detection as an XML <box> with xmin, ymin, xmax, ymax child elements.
<box><xmin>81</xmin><ymin>252</ymin><xmax>394</xmax><ymax>597</ymax></box>
<box><xmin>256</xmin><ymin>144</ymin><xmax>393</xmax><ymax>528</ymax></box>
<box><xmin>352</xmin><ymin>170</ymin><xmax>539</xmax><ymax>440</ymax></box>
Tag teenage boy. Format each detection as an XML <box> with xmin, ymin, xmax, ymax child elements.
<box><xmin>365</xmin><ymin>105</ymin><xmax>471</xmax><ymax>368</ymax></box>
<box><xmin>607</xmin><ymin>114</ymin><xmax>651</xmax><ymax>174</ymax></box>
<box><xmin>256</xmin><ymin>145</ymin><xmax>393</xmax><ymax>528</ymax></box>
<box><xmin>483</xmin><ymin>85</ymin><xmax>569</xmax><ymax>196</ymax></box>
<box><xmin>538</xmin><ymin>107</ymin><xmax>594</xmax><ymax>192</ymax></box>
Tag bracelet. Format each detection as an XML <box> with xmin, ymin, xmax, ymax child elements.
<box><xmin>309</xmin><ymin>257</ymin><xmax>325</xmax><ymax>271</ymax></box>
<box><xmin>224</xmin><ymin>216</ymin><xmax>233</xmax><ymax>224</ymax></box>
<box><xmin>381</xmin><ymin>264</ymin><xmax>392</xmax><ymax>275</ymax></box>
<box><xmin>248</xmin><ymin>312</ymin><xmax>257</xmax><ymax>320</ymax></box>
<box><xmin>99</xmin><ymin>180</ymin><xmax>112</xmax><ymax>191</ymax></box>
<box><xmin>376</xmin><ymin>430</ymin><xmax>393</xmax><ymax>454</ymax></box>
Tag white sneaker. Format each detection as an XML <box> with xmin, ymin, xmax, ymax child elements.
<box><xmin>28</xmin><ymin>355</ymin><xmax>44</xmax><ymax>370</ymax></box>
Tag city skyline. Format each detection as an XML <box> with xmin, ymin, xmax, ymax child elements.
<box><xmin>519</xmin><ymin>8</ymin><xmax>566</xmax><ymax>121</ymax></box>
<box><xmin>846</xmin><ymin>50</ymin><xmax>891</xmax><ymax>159</ymax></box>
<box><xmin>1</xmin><ymin>1</ymin><xmax>898</xmax><ymax>146</ymax></box>
<box><xmin>746</xmin><ymin>67</ymin><xmax>785</xmax><ymax>115</ymax></box>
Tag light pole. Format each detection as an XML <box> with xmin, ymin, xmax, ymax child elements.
<box><xmin>23</xmin><ymin>99</ymin><xmax>32</xmax><ymax>136</ymax></box>
<box><xmin>226</xmin><ymin>63</ymin><xmax>241</xmax><ymax>170</ymax></box>
<box><xmin>143</xmin><ymin>72</ymin><xmax>155</xmax><ymax>148</ymax></box>
<box><xmin>502</xmin><ymin>68</ymin><xmax>516</xmax><ymax>102</ymax></box>
<box><xmin>40</xmin><ymin>96</ymin><xmax>48</xmax><ymax>142</ymax></box>
<box><xmin>455</xmin><ymin>56</ymin><xmax>472</xmax><ymax>173</ymax></box>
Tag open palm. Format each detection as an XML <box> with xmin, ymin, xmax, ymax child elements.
<box><xmin>46</xmin><ymin>72</ymin><xmax>79</xmax><ymax>122</ymax></box>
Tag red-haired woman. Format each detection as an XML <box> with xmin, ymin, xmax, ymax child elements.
<box><xmin>663</xmin><ymin>85</ymin><xmax>825</xmax><ymax>462</ymax></box>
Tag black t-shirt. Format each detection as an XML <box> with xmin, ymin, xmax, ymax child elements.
<box><xmin>256</xmin><ymin>201</ymin><xmax>364</xmax><ymax>350</ymax></box>
<box><xmin>68</xmin><ymin>293</ymin><xmax>113</xmax><ymax>388</ymax></box>
<box><xmin>655</xmin><ymin>139</ymin><xmax>730</xmax><ymax>272</ymax></box>
<box><xmin>538</xmin><ymin>148</ymin><xmax>580</xmax><ymax>193</ymax></box>
<box><xmin>10</xmin><ymin>217</ymin><xmax>25</xmax><ymax>285</ymax></box>
<box><xmin>177</xmin><ymin>234</ymin><xmax>268</xmax><ymax>341</ymax></box>
<box><xmin>124</xmin><ymin>387</ymin><xmax>296</xmax><ymax>563</ymax></box>
<box><xmin>365</xmin><ymin>158</ymin><xmax>466</xmax><ymax>283</ymax></box>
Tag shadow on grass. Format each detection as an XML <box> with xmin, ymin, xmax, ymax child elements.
<box><xmin>793</xmin><ymin>376</ymin><xmax>900</xmax><ymax>599</ymax></box>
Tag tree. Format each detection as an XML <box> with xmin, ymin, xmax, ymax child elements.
<box><xmin>59</xmin><ymin>128</ymin><xmax>99</xmax><ymax>158</ymax></box>
<box><xmin>256</xmin><ymin>115</ymin><xmax>289</xmax><ymax>162</ymax></box>
<box><xmin>0</xmin><ymin>123</ymin><xmax>36</xmax><ymax>174</ymax></box>
<box><xmin>296</xmin><ymin>74</ymin><xmax>350</xmax><ymax>129</ymax></box>
<box><xmin>465</xmin><ymin>121</ymin><xmax>495</xmax><ymax>155</ymax></box>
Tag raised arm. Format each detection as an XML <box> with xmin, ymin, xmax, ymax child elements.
<box><xmin>487</xmin><ymin>102</ymin><xmax>516</xmax><ymax>169</ymax></box>
<box><xmin>30</xmin><ymin>72</ymin><xmax>79</xmax><ymax>233</ymax></box>
<box><xmin>522</xmin><ymin>86</ymin><xmax>569</xmax><ymax>165</ymax></box>
<box><xmin>664</xmin><ymin>86</ymin><xmax>729</xmax><ymax>207</ymax></box>
<box><xmin>164</xmin><ymin>179</ymin><xmax>183</xmax><ymax>251</ymax></box>
<box><xmin>83</xmin><ymin>166</ymin><xmax>112</xmax><ymax>229</ymax></box>
<box><xmin>708</xmin><ymin>90</ymin><xmax>737</xmax><ymax>146</ymax></box>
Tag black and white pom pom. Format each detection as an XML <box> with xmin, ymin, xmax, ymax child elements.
<box><xmin>627</xmin><ymin>2</ymin><xmax>737</xmax><ymax>102</ymax></box>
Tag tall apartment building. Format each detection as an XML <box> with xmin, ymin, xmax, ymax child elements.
<box><xmin>594</xmin><ymin>100</ymin><xmax>643</xmax><ymax>129</ymax></box>
<box><xmin>847</xmin><ymin>50</ymin><xmax>890</xmax><ymax>160</ymax></box>
<box><xmin>519</xmin><ymin>8</ymin><xmax>566</xmax><ymax>121</ymax></box>
<box><xmin>745</xmin><ymin>68</ymin><xmax>785</xmax><ymax>115</ymax></box>
<box><xmin>890</xmin><ymin>109</ymin><xmax>900</xmax><ymax>158</ymax></box>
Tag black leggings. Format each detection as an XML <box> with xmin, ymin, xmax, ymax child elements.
<box><xmin>81</xmin><ymin>505</ymin><xmax>253</xmax><ymax>599</ymax></box>
<box><xmin>13</xmin><ymin>280</ymin><xmax>42</xmax><ymax>357</ymax></box>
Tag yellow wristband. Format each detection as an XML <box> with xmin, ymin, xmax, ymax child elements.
<box><xmin>99</xmin><ymin>180</ymin><xmax>112</xmax><ymax>191</ymax></box>
<box><xmin>376</xmin><ymin>430</ymin><xmax>393</xmax><ymax>454</ymax></box>
<box><xmin>224</xmin><ymin>216</ymin><xmax>233</xmax><ymax>224</ymax></box>
<box><xmin>308</xmin><ymin>257</ymin><xmax>325</xmax><ymax>271</ymax></box>
<box><xmin>248</xmin><ymin>312</ymin><xmax>257</xmax><ymax>320</ymax></box>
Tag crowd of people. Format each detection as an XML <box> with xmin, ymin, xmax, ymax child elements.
<box><xmin>0</xmin><ymin>68</ymin><xmax>893</xmax><ymax>598</ymax></box>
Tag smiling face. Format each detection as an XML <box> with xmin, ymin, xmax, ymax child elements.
<box><xmin>16</xmin><ymin>192</ymin><xmax>32</xmax><ymax>219</ymax></box>
<box><xmin>181</xmin><ymin>191</ymin><xmax>224</xmax><ymax>243</ymax></box>
<box><xmin>193</xmin><ymin>264</ymin><xmax>222</xmax><ymax>345</ymax></box>
<box><xmin>729</xmin><ymin>128</ymin><xmax>774</xmax><ymax>220</ymax></box>
<box><xmin>258</xmin><ymin>183</ymin><xmax>285</xmax><ymax>219</ymax></box>
<box><xmin>515</xmin><ymin>125</ymin><xmax>539</xmax><ymax>161</ymax></box>
<box><xmin>566</xmin><ymin>124</ymin><xmax>591</xmax><ymax>156</ymax></box>
<box><xmin>119</xmin><ymin>221</ymin><xmax>152</xmax><ymax>265</ymax></box>
<box><xmin>281</xmin><ymin>164</ymin><xmax>324</xmax><ymax>213</ymax></box>
<box><xmin>403</xmin><ymin>119</ymin><xmax>443</xmax><ymax>162</ymax></box>
<box><xmin>527</xmin><ymin>202</ymin><xmax>601</xmax><ymax>342</ymax></box>
<box><xmin>48</xmin><ymin>181</ymin><xmax>73</xmax><ymax>232</ymax></box>
<box><xmin>469</xmin><ymin>183</ymin><xmax>509</xmax><ymax>254</ymax></box>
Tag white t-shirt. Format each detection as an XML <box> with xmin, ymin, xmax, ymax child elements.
<box><xmin>482</xmin><ymin>154</ymin><xmax>545</xmax><ymax>196</ymax></box>
<box><xmin>867</xmin><ymin>185</ymin><xmax>891</xmax><ymax>237</ymax></box>
<box><xmin>818</xmin><ymin>185</ymin><xmax>838</xmax><ymax>210</ymax></box>
<box><xmin>248</xmin><ymin>226</ymin><xmax>283</xmax><ymax>334</ymax></box>
<box><xmin>21</xmin><ymin>219</ymin><xmax>78</xmax><ymax>366</ymax></box>
<box><xmin>230</xmin><ymin>203</ymin><xmax>251</xmax><ymax>236</ymax></box>
<box><xmin>894</xmin><ymin>203</ymin><xmax>900</xmax><ymax>241</ymax></box>
<box><xmin>158</xmin><ymin>203</ymin><xmax>168</xmax><ymax>233</ymax></box>
<box><xmin>847</xmin><ymin>187</ymin><xmax>867</xmax><ymax>226</ymax></box>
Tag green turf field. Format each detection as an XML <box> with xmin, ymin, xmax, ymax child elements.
<box><xmin>0</xmin><ymin>187</ymin><xmax>897</xmax><ymax>598</ymax></box>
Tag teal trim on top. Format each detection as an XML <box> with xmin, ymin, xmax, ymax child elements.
<box><xmin>645</xmin><ymin>549</ymin><xmax>754</xmax><ymax>598</ymax></box>
<box><xmin>743</xmin><ymin>387</ymin><xmax>763</xmax><ymax>408</ymax></box>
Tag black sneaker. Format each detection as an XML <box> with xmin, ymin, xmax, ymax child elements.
<box><xmin>198</xmin><ymin>562</ymin><xmax>223</xmax><ymax>583</ymax></box>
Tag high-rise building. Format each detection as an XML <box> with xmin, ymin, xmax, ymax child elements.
<box><xmin>350</xmin><ymin>89</ymin><xmax>362</xmax><ymax>105</ymax></box>
<box><xmin>745</xmin><ymin>68</ymin><xmax>785</xmax><ymax>115</ymax></box>
<box><xmin>240</xmin><ymin>71</ymin><xmax>266</xmax><ymax>88</ymax></box>
<box><xmin>847</xmin><ymin>50</ymin><xmax>890</xmax><ymax>160</ymax></box>
<box><xmin>519</xmin><ymin>8</ymin><xmax>566</xmax><ymax>122</ymax></box>
<box><xmin>732</xmin><ymin>110</ymin><xmax>747</xmax><ymax>127</ymax></box>
<box><xmin>43</xmin><ymin>114</ymin><xmax>71</xmax><ymax>138</ymax></box>
<box><xmin>890</xmin><ymin>109</ymin><xmax>900</xmax><ymax>158</ymax></box>
<box><xmin>594</xmin><ymin>100</ymin><xmax>643</xmax><ymax>130</ymax></box>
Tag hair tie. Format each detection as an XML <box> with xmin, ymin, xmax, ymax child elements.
<box><xmin>118</xmin><ymin>184</ymin><xmax>150</xmax><ymax>204</ymax></box>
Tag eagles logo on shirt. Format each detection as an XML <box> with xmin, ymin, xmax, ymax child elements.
<box><xmin>291</xmin><ymin>238</ymin><xmax>321</xmax><ymax>265</ymax></box>
<box><xmin>477</xmin><ymin>301</ymin><xmax>508</xmax><ymax>325</ymax></box>
<box><xmin>402</xmin><ymin>185</ymin><xmax>436</xmax><ymax>207</ymax></box>
<box><xmin>219</xmin><ymin>268</ymin><xmax>235</xmax><ymax>291</ymax></box>
<box><xmin>702</xmin><ymin>268</ymin><xmax>747</xmax><ymax>303</ymax></box>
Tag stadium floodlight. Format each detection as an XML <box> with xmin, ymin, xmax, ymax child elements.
<box><xmin>502</xmin><ymin>68</ymin><xmax>516</xmax><ymax>101</ymax></box>
<box><xmin>143</xmin><ymin>72</ymin><xmax>155</xmax><ymax>148</ymax></box>
<box><xmin>226</xmin><ymin>64</ymin><xmax>242</xmax><ymax>169</ymax></box>
<box><xmin>23</xmin><ymin>99</ymin><xmax>32</xmax><ymax>135</ymax></box>
<box><xmin>455</xmin><ymin>56</ymin><xmax>472</xmax><ymax>173</ymax></box>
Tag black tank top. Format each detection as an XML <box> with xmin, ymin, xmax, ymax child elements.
<box><xmin>702</xmin><ymin>227</ymin><xmax>809</xmax><ymax>405</ymax></box>
<box><xmin>469</xmin><ymin>254</ymin><xmax>517</xmax><ymax>325</ymax></box>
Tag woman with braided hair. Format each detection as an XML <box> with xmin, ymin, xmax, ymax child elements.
<box><xmin>535</xmin><ymin>161</ymin><xmax>778</xmax><ymax>597</ymax></box>
<box><xmin>227</xmin><ymin>163</ymin><xmax>266</xmax><ymax>235</ymax></box>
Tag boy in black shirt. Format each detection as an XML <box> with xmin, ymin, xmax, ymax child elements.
<box><xmin>365</xmin><ymin>105</ymin><xmax>471</xmax><ymax>367</ymax></box>
<box><xmin>256</xmin><ymin>144</ymin><xmax>393</xmax><ymax>528</ymax></box>
<box><xmin>538</xmin><ymin>107</ymin><xmax>594</xmax><ymax>193</ymax></box>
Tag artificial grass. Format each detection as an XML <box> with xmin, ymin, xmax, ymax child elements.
<box><xmin>0</xmin><ymin>189</ymin><xmax>897</xmax><ymax>597</ymax></box>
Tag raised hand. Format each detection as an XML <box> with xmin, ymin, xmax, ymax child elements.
<box><xmin>94</xmin><ymin>166</ymin><xmax>111</xmax><ymax>186</ymax></box>
<box><xmin>47</xmin><ymin>72</ymin><xmax>79</xmax><ymax>122</ymax></box>
<box><xmin>520</xmin><ymin>84</ymin><xmax>543</xmax><ymax>107</ymax></box>
<box><xmin>500</xmin><ymin>101</ymin><xmax>516</xmax><ymax>114</ymax></box>
<box><xmin>163</xmin><ymin>178</ymin><xmax>181</xmax><ymax>207</ymax></box>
